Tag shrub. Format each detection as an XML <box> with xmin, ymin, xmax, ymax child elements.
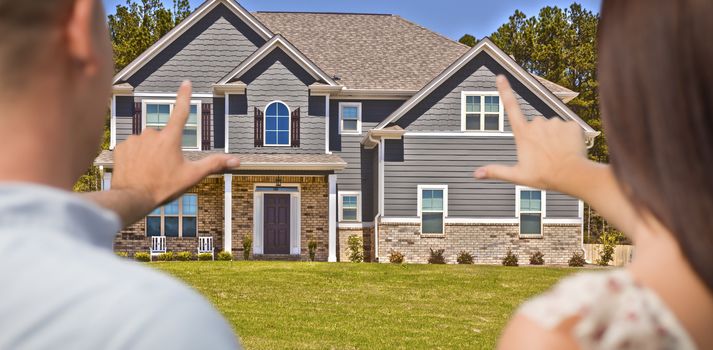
<box><xmin>156</xmin><ymin>252</ymin><xmax>174</xmax><ymax>261</ymax></box>
<box><xmin>597</xmin><ymin>230</ymin><xmax>623</xmax><ymax>266</ymax></box>
<box><xmin>456</xmin><ymin>251</ymin><xmax>474</xmax><ymax>264</ymax></box>
<box><xmin>529</xmin><ymin>251</ymin><xmax>545</xmax><ymax>265</ymax></box>
<box><xmin>217</xmin><ymin>251</ymin><xmax>233</xmax><ymax>261</ymax></box>
<box><xmin>569</xmin><ymin>251</ymin><xmax>586</xmax><ymax>267</ymax></box>
<box><xmin>388</xmin><ymin>250</ymin><xmax>404</xmax><ymax>264</ymax></box>
<box><xmin>134</xmin><ymin>252</ymin><xmax>150</xmax><ymax>262</ymax></box>
<box><xmin>347</xmin><ymin>234</ymin><xmax>364</xmax><ymax>263</ymax></box>
<box><xmin>502</xmin><ymin>249</ymin><xmax>519</xmax><ymax>266</ymax></box>
<box><xmin>428</xmin><ymin>248</ymin><xmax>446</xmax><ymax>264</ymax></box>
<box><xmin>115</xmin><ymin>251</ymin><xmax>129</xmax><ymax>258</ymax></box>
<box><xmin>308</xmin><ymin>238</ymin><xmax>318</xmax><ymax>262</ymax></box>
<box><xmin>197</xmin><ymin>253</ymin><xmax>213</xmax><ymax>261</ymax></box>
<box><xmin>175</xmin><ymin>252</ymin><xmax>193</xmax><ymax>261</ymax></box>
<box><xmin>242</xmin><ymin>234</ymin><xmax>253</xmax><ymax>261</ymax></box>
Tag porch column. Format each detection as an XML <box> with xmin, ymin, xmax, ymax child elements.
<box><xmin>224</xmin><ymin>174</ymin><xmax>233</xmax><ymax>253</ymax></box>
<box><xmin>328</xmin><ymin>174</ymin><xmax>337</xmax><ymax>262</ymax></box>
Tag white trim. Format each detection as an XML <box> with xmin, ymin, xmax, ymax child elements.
<box><xmin>516</xmin><ymin>186</ymin><xmax>547</xmax><ymax>237</ymax></box>
<box><xmin>101</xmin><ymin>169</ymin><xmax>112</xmax><ymax>191</ymax></box>
<box><xmin>403</xmin><ymin>132</ymin><xmax>514</xmax><ymax>137</ymax></box>
<box><xmin>379</xmin><ymin>216</ymin><xmax>579</xmax><ymax>225</ymax></box>
<box><xmin>374</xmin><ymin>38</ymin><xmax>595</xmax><ymax>134</ymax></box>
<box><xmin>445</xmin><ymin>217</ymin><xmax>518</xmax><ymax>224</ymax></box>
<box><xmin>224</xmin><ymin>94</ymin><xmax>230</xmax><ymax>153</ymax></box>
<box><xmin>224</xmin><ymin>174</ymin><xmax>232</xmax><ymax>253</ymax></box>
<box><xmin>460</xmin><ymin>91</ymin><xmax>504</xmax><ymax>132</ymax></box>
<box><xmin>113</xmin><ymin>0</ymin><xmax>272</xmax><ymax>84</ymax></box>
<box><xmin>543</xmin><ymin>218</ymin><xmax>583</xmax><ymax>225</ymax></box>
<box><xmin>133</xmin><ymin>92</ymin><xmax>214</xmax><ymax>98</ymax></box>
<box><xmin>328</xmin><ymin>174</ymin><xmax>338</xmax><ymax>262</ymax></box>
<box><xmin>141</xmin><ymin>99</ymin><xmax>202</xmax><ymax>150</ymax></box>
<box><xmin>110</xmin><ymin>96</ymin><xmax>117</xmax><ymax>149</ymax></box>
<box><xmin>380</xmin><ymin>217</ymin><xmax>421</xmax><ymax>224</ymax></box>
<box><xmin>263</xmin><ymin>100</ymin><xmax>292</xmax><ymax>147</ymax></box>
<box><xmin>338</xmin><ymin>102</ymin><xmax>362</xmax><ymax>135</ymax></box>
<box><xmin>378</xmin><ymin>139</ymin><xmax>385</xmax><ymax>216</ymax></box>
<box><xmin>252</xmin><ymin>183</ymin><xmax>302</xmax><ymax>256</ymax></box>
<box><xmin>338</xmin><ymin>222</ymin><xmax>375</xmax><ymax>229</ymax></box>
<box><xmin>336</xmin><ymin>88</ymin><xmax>416</xmax><ymax>100</ymax></box>
<box><xmin>338</xmin><ymin>191</ymin><xmax>362</xmax><ymax>222</ymax></box>
<box><xmin>417</xmin><ymin>185</ymin><xmax>448</xmax><ymax>235</ymax></box>
<box><xmin>253</xmin><ymin>191</ymin><xmax>263</xmax><ymax>254</ymax></box>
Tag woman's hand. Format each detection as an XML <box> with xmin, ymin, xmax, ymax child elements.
<box><xmin>474</xmin><ymin>75</ymin><xmax>588</xmax><ymax>192</ymax></box>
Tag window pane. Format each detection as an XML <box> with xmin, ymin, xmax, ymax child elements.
<box><xmin>266</xmin><ymin>102</ymin><xmax>277</xmax><ymax>116</ymax></box>
<box><xmin>277</xmin><ymin>102</ymin><xmax>289</xmax><ymax>116</ymax></box>
<box><xmin>266</xmin><ymin>131</ymin><xmax>277</xmax><ymax>145</ymax></box>
<box><xmin>342</xmin><ymin>195</ymin><xmax>357</xmax><ymax>208</ymax></box>
<box><xmin>520</xmin><ymin>190</ymin><xmax>542</xmax><ymax>211</ymax></box>
<box><xmin>342</xmin><ymin>106</ymin><xmax>358</xmax><ymax>120</ymax></box>
<box><xmin>149</xmin><ymin>207</ymin><xmax>161</xmax><ymax>216</ymax></box>
<box><xmin>277</xmin><ymin>116</ymin><xmax>289</xmax><ymax>130</ymax></box>
<box><xmin>521</xmin><ymin>213</ymin><xmax>542</xmax><ymax>235</ymax></box>
<box><xmin>158</xmin><ymin>104</ymin><xmax>170</xmax><ymax>124</ymax></box>
<box><xmin>466</xmin><ymin>96</ymin><xmax>481</xmax><ymax>113</ymax></box>
<box><xmin>484</xmin><ymin>114</ymin><xmax>499</xmax><ymax>131</ymax></box>
<box><xmin>343</xmin><ymin>119</ymin><xmax>358</xmax><ymax>131</ymax></box>
<box><xmin>187</xmin><ymin>105</ymin><xmax>198</xmax><ymax>125</ymax></box>
<box><xmin>485</xmin><ymin>96</ymin><xmax>499</xmax><ymax>113</ymax></box>
<box><xmin>164</xmin><ymin>199</ymin><xmax>179</xmax><ymax>215</ymax></box>
<box><xmin>147</xmin><ymin>217</ymin><xmax>162</xmax><ymax>237</ymax></box>
<box><xmin>182</xmin><ymin>217</ymin><xmax>197</xmax><ymax>237</ymax></box>
<box><xmin>422</xmin><ymin>189</ymin><xmax>443</xmax><ymax>211</ymax></box>
<box><xmin>422</xmin><ymin>212</ymin><xmax>443</xmax><ymax>234</ymax></box>
<box><xmin>182</xmin><ymin>127</ymin><xmax>197</xmax><ymax>148</ymax></box>
<box><xmin>277</xmin><ymin>131</ymin><xmax>289</xmax><ymax>145</ymax></box>
<box><xmin>165</xmin><ymin>217</ymin><xmax>179</xmax><ymax>237</ymax></box>
<box><xmin>465</xmin><ymin>114</ymin><xmax>480</xmax><ymax>130</ymax></box>
<box><xmin>343</xmin><ymin>208</ymin><xmax>357</xmax><ymax>221</ymax></box>
<box><xmin>183</xmin><ymin>195</ymin><xmax>197</xmax><ymax>215</ymax></box>
<box><xmin>146</xmin><ymin>104</ymin><xmax>159</xmax><ymax>124</ymax></box>
<box><xmin>266</xmin><ymin>116</ymin><xmax>277</xmax><ymax>130</ymax></box>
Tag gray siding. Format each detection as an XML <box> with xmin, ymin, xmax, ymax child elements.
<box><xmin>397</xmin><ymin>53</ymin><xmax>561</xmax><ymax>132</ymax></box>
<box><xmin>127</xmin><ymin>4</ymin><xmax>266</xmax><ymax>93</ymax></box>
<box><xmin>546</xmin><ymin>191</ymin><xmax>580</xmax><ymax>218</ymax></box>
<box><xmin>115</xmin><ymin>96</ymin><xmax>134</xmax><ymax>144</ymax></box>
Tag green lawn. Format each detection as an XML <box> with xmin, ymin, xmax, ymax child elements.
<box><xmin>153</xmin><ymin>262</ymin><xmax>574</xmax><ymax>350</ymax></box>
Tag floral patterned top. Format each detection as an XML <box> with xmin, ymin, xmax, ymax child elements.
<box><xmin>518</xmin><ymin>269</ymin><xmax>696</xmax><ymax>350</ymax></box>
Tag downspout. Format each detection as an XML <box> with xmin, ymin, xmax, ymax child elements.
<box><xmin>375</xmin><ymin>138</ymin><xmax>385</xmax><ymax>262</ymax></box>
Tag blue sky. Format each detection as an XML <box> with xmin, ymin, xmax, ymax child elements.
<box><xmin>102</xmin><ymin>0</ymin><xmax>601</xmax><ymax>40</ymax></box>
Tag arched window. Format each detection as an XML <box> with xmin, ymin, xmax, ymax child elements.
<box><xmin>265</xmin><ymin>101</ymin><xmax>290</xmax><ymax>146</ymax></box>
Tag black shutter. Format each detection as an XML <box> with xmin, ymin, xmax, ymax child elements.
<box><xmin>254</xmin><ymin>107</ymin><xmax>264</xmax><ymax>147</ymax></box>
<box><xmin>132</xmin><ymin>102</ymin><xmax>142</xmax><ymax>135</ymax></box>
<box><xmin>201</xmin><ymin>103</ymin><xmax>212</xmax><ymax>150</ymax></box>
<box><xmin>291</xmin><ymin>107</ymin><xmax>300</xmax><ymax>147</ymax></box>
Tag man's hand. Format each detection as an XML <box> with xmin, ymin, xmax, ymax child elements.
<box><xmin>85</xmin><ymin>81</ymin><xmax>239</xmax><ymax>226</ymax></box>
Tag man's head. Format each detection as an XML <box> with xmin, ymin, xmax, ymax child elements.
<box><xmin>0</xmin><ymin>0</ymin><xmax>113</xmax><ymax>187</ymax></box>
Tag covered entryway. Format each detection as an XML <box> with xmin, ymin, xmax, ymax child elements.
<box><xmin>263</xmin><ymin>194</ymin><xmax>291</xmax><ymax>254</ymax></box>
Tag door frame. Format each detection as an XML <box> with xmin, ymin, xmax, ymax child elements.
<box><xmin>252</xmin><ymin>183</ymin><xmax>301</xmax><ymax>255</ymax></box>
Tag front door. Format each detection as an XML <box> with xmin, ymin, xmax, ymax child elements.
<box><xmin>264</xmin><ymin>194</ymin><xmax>291</xmax><ymax>254</ymax></box>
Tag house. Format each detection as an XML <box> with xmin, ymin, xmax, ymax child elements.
<box><xmin>96</xmin><ymin>0</ymin><xmax>599</xmax><ymax>264</ymax></box>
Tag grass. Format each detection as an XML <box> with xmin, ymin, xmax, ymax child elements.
<box><xmin>153</xmin><ymin>261</ymin><xmax>575</xmax><ymax>350</ymax></box>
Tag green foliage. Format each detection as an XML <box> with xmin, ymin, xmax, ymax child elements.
<box><xmin>308</xmin><ymin>238</ymin><xmax>318</xmax><ymax>262</ymax></box>
<box><xmin>217</xmin><ymin>251</ymin><xmax>233</xmax><ymax>261</ymax></box>
<box><xmin>347</xmin><ymin>234</ymin><xmax>364</xmax><ymax>263</ymax></box>
<box><xmin>175</xmin><ymin>251</ymin><xmax>193</xmax><ymax>261</ymax></box>
<box><xmin>529</xmin><ymin>251</ymin><xmax>545</xmax><ymax>265</ymax></box>
<box><xmin>197</xmin><ymin>253</ymin><xmax>213</xmax><ymax>261</ymax></box>
<box><xmin>428</xmin><ymin>248</ymin><xmax>446</xmax><ymax>264</ymax></box>
<box><xmin>569</xmin><ymin>251</ymin><xmax>586</xmax><ymax>267</ymax></box>
<box><xmin>388</xmin><ymin>250</ymin><xmax>404</xmax><ymax>264</ymax></box>
<box><xmin>456</xmin><ymin>251</ymin><xmax>474</xmax><ymax>264</ymax></box>
<box><xmin>156</xmin><ymin>252</ymin><xmax>174</xmax><ymax>261</ymax></box>
<box><xmin>243</xmin><ymin>234</ymin><xmax>253</xmax><ymax>261</ymax></box>
<box><xmin>597</xmin><ymin>230</ymin><xmax>623</xmax><ymax>266</ymax></box>
<box><xmin>115</xmin><ymin>251</ymin><xmax>129</xmax><ymax>258</ymax></box>
<box><xmin>502</xmin><ymin>250</ymin><xmax>519</xmax><ymax>267</ymax></box>
<box><xmin>458</xmin><ymin>34</ymin><xmax>477</xmax><ymax>47</ymax></box>
<box><xmin>134</xmin><ymin>252</ymin><xmax>150</xmax><ymax>262</ymax></box>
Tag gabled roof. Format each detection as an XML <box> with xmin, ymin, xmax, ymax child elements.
<box><xmin>374</xmin><ymin>38</ymin><xmax>597</xmax><ymax>135</ymax></box>
<box><xmin>217</xmin><ymin>34</ymin><xmax>339</xmax><ymax>86</ymax></box>
<box><xmin>112</xmin><ymin>0</ymin><xmax>273</xmax><ymax>85</ymax></box>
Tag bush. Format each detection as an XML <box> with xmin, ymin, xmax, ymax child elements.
<box><xmin>502</xmin><ymin>249</ymin><xmax>519</xmax><ymax>266</ymax></box>
<box><xmin>597</xmin><ymin>230</ymin><xmax>623</xmax><ymax>266</ymax></box>
<box><xmin>456</xmin><ymin>251</ymin><xmax>474</xmax><ymax>264</ymax></box>
<box><xmin>197</xmin><ymin>253</ymin><xmax>213</xmax><ymax>261</ymax></box>
<box><xmin>388</xmin><ymin>250</ymin><xmax>404</xmax><ymax>264</ymax></box>
<box><xmin>115</xmin><ymin>251</ymin><xmax>129</xmax><ymax>258</ymax></box>
<box><xmin>428</xmin><ymin>248</ymin><xmax>446</xmax><ymax>264</ymax></box>
<box><xmin>529</xmin><ymin>251</ymin><xmax>545</xmax><ymax>265</ymax></box>
<box><xmin>134</xmin><ymin>252</ymin><xmax>150</xmax><ymax>262</ymax></box>
<box><xmin>569</xmin><ymin>251</ymin><xmax>586</xmax><ymax>267</ymax></box>
<box><xmin>156</xmin><ymin>252</ymin><xmax>174</xmax><ymax>261</ymax></box>
<box><xmin>217</xmin><ymin>251</ymin><xmax>233</xmax><ymax>261</ymax></box>
<box><xmin>308</xmin><ymin>238</ymin><xmax>318</xmax><ymax>262</ymax></box>
<box><xmin>242</xmin><ymin>234</ymin><xmax>253</xmax><ymax>261</ymax></box>
<box><xmin>347</xmin><ymin>234</ymin><xmax>364</xmax><ymax>263</ymax></box>
<box><xmin>175</xmin><ymin>252</ymin><xmax>193</xmax><ymax>261</ymax></box>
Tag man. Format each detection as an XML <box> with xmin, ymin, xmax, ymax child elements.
<box><xmin>0</xmin><ymin>1</ymin><xmax>241</xmax><ymax>348</ymax></box>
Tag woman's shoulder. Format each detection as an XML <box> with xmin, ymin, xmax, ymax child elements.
<box><xmin>513</xmin><ymin>269</ymin><xmax>696</xmax><ymax>350</ymax></box>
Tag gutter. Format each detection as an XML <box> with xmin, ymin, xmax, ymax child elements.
<box><xmin>361</xmin><ymin>126</ymin><xmax>406</xmax><ymax>149</ymax></box>
<box><xmin>584</xmin><ymin>131</ymin><xmax>601</xmax><ymax>149</ymax></box>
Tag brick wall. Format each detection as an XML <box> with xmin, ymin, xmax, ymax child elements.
<box><xmin>377</xmin><ymin>222</ymin><xmax>581</xmax><ymax>265</ymax></box>
<box><xmin>337</xmin><ymin>227</ymin><xmax>375</xmax><ymax>262</ymax></box>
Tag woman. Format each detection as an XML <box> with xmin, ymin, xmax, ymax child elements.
<box><xmin>476</xmin><ymin>0</ymin><xmax>713</xmax><ymax>349</ymax></box>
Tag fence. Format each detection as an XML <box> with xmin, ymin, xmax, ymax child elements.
<box><xmin>583</xmin><ymin>244</ymin><xmax>635</xmax><ymax>266</ymax></box>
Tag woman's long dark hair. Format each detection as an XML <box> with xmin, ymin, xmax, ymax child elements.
<box><xmin>599</xmin><ymin>0</ymin><xmax>713</xmax><ymax>291</ymax></box>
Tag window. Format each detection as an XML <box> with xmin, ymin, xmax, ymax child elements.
<box><xmin>147</xmin><ymin>194</ymin><xmax>198</xmax><ymax>238</ymax></box>
<box><xmin>265</xmin><ymin>101</ymin><xmax>290</xmax><ymax>146</ymax></box>
<box><xmin>339</xmin><ymin>102</ymin><xmax>362</xmax><ymax>134</ymax></box>
<box><xmin>517</xmin><ymin>187</ymin><xmax>546</xmax><ymax>236</ymax></box>
<box><xmin>418</xmin><ymin>185</ymin><xmax>448</xmax><ymax>234</ymax></box>
<box><xmin>461</xmin><ymin>92</ymin><xmax>503</xmax><ymax>131</ymax></box>
<box><xmin>144</xmin><ymin>100</ymin><xmax>200</xmax><ymax>149</ymax></box>
<box><xmin>338</xmin><ymin>192</ymin><xmax>361</xmax><ymax>222</ymax></box>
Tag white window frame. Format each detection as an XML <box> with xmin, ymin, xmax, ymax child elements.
<box><xmin>417</xmin><ymin>185</ymin><xmax>448</xmax><ymax>235</ymax></box>
<box><xmin>142</xmin><ymin>99</ymin><xmax>202</xmax><ymax>150</ymax></box>
<box><xmin>146</xmin><ymin>194</ymin><xmax>198</xmax><ymax>238</ymax></box>
<box><xmin>460</xmin><ymin>91</ymin><xmax>504</xmax><ymax>132</ymax></box>
<box><xmin>339</xmin><ymin>102</ymin><xmax>362</xmax><ymax>135</ymax></box>
<box><xmin>338</xmin><ymin>191</ymin><xmax>362</xmax><ymax>222</ymax></box>
<box><xmin>515</xmin><ymin>186</ymin><xmax>547</xmax><ymax>237</ymax></box>
<box><xmin>263</xmin><ymin>100</ymin><xmax>292</xmax><ymax>147</ymax></box>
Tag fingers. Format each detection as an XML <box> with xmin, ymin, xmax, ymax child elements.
<box><xmin>189</xmin><ymin>154</ymin><xmax>240</xmax><ymax>180</ymax></box>
<box><xmin>474</xmin><ymin>164</ymin><xmax>522</xmax><ymax>183</ymax></box>
<box><xmin>164</xmin><ymin>81</ymin><xmax>192</xmax><ymax>139</ymax></box>
<box><xmin>496</xmin><ymin>76</ymin><xmax>526</xmax><ymax>135</ymax></box>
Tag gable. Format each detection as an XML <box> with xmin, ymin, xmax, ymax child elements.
<box><xmin>241</xmin><ymin>48</ymin><xmax>317</xmax><ymax>88</ymax></box>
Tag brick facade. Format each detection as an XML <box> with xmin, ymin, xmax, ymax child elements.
<box><xmin>377</xmin><ymin>222</ymin><xmax>582</xmax><ymax>265</ymax></box>
<box><xmin>337</xmin><ymin>227</ymin><xmax>375</xmax><ymax>262</ymax></box>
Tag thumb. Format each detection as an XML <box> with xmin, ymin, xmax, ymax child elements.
<box><xmin>474</xmin><ymin>164</ymin><xmax>521</xmax><ymax>182</ymax></box>
<box><xmin>189</xmin><ymin>155</ymin><xmax>240</xmax><ymax>179</ymax></box>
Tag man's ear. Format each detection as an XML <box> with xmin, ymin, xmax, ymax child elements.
<box><xmin>65</xmin><ymin>0</ymin><xmax>98</xmax><ymax>75</ymax></box>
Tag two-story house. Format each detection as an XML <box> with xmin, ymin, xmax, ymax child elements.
<box><xmin>96</xmin><ymin>0</ymin><xmax>599</xmax><ymax>263</ymax></box>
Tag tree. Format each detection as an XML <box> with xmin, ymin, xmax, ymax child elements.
<box><xmin>458</xmin><ymin>34</ymin><xmax>477</xmax><ymax>47</ymax></box>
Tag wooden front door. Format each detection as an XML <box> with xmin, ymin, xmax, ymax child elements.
<box><xmin>264</xmin><ymin>194</ymin><xmax>291</xmax><ymax>254</ymax></box>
